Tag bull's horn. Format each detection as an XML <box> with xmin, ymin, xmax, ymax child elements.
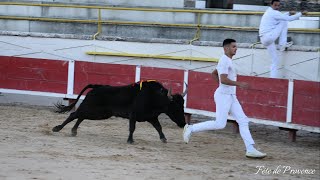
<box><xmin>181</xmin><ymin>82</ymin><xmax>188</xmax><ymax>97</ymax></box>
<box><xmin>167</xmin><ymin>87</ymin><xmax>173</xmax><ymax>100</ymax></box>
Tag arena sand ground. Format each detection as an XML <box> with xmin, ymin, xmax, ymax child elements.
<box><xmin>0</xmin><ymin>104</ymin><xmax>319</xmax><ymax>180</ymax></box>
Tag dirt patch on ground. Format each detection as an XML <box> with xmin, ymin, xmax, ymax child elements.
<box><xmin>0</xmin><ymin>104</ymin><xmax>319</xmax><ymax>180</ymax></box>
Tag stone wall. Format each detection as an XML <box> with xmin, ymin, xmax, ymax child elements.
<box><xmin>184</xmin><ymin>0</ymin><xmax>196</xmax><ymax>7</ymax></box>
<box><xmin>203</xmin><ymin>0</ymin><xmax>319</xmax><ymax>11</ymax></box>
<box><xmin>2</xmin><ymin>0</ymin><xmax>319</xmax><ymax>11</ymax></box>
<box><xmin>265</xmin><ymin>0</ymin><xmax>320</xmax><ymax>12</ymax></box>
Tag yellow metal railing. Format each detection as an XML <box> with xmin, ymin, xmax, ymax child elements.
<box><xmin>0</xmin><ymin>2</ymin><xmax>319</xmax><ymax>16</ymax></box>
<box><xmin>0</xmin><ymin>2</ymin><xmax>319</xmax><ymax>36</ymax></box>
<box><xmin>93</xmin><ymin>9</ymin><xmax>102</xmax><ymax>40</ymax></box>
<box><xmin>189</xmin><ymin>13</ymin><xmax>202</xmax><ymax>44</ymax></box>
<box><xmin>0</xmin><ymin>2</ymin><xmax>278</xmax><ymax>15</ymax></box>
<box><xmin>1</xmin><ymin>16</ymin><xmax>319</xmax><ymax>33</ymax></box>
<box><xmin>86</xmin><ymin>51</ymin><xmax>219</xmax><ymax>62</ymax></box>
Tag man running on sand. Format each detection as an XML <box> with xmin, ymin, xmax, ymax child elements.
<box><xmin>183</xmin><ymin>39</ymin><xmax>267</xmax><ymax>159</ymax></box>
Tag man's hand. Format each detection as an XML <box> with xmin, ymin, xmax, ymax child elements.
<box><xmin>211</xmin><ymin>69</ymin><xmax>219</xmax><ymax>83</ymax></box>
<box><xmin>237</xmin><ymin>82</ymin><xmax>249</xmax><ymax>89</ymax></box>
<box><xmin>302</xmin><ymin>10</ymin><xmax>308</xmax><ymax>15</ymax></box>
<box><xmin>289</xmin><ymin>11</ymin><xmax>296</xmax><ymax>15</ymax></box>
<box><xmin>220</xmin><ymin>74</ymin><xmax>250</xmax><ymax>88</ymax></box>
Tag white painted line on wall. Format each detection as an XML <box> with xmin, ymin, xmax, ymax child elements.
<box><xmin>286</xmin><ymin>80</ymin><xmax>294</xmax><ymax>123</ymax></box>
<box><xmin>67</xmin><ymin>60</ymin><xmax>75</xmax><ymax>96</ymax></box>
<box><xmin>135</xmin><ymin>65</ymin><xmax>141</xmax><ymax>82</ymax></box>
<box><xmin>0</xmin><ymin>89</ymin><xmax>66</xmax><ymax>98</ymax></box>
<box><xmin>183</xmin><ymin>70</ymin><xmax>189</xmax><ymax>107</ymax></box>
<box><xmin>184</xmin><ymin>107</ymin><xmax>320</xmax><ymax>133</ymax></box>
<box><xmin>65</xmin><ymin>94</ymin><xmax>86</xmax><ymax>100</ymax></box>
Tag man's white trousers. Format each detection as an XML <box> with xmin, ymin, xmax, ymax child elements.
<box><xmin>191</xmin><ymin>92</ymin><xmax>255</xmax><ymax>148</ymax></box>
<box><xmin>260</xmin><ymin>21</ymin><xmax>289</xmax><ymax>78</ymax></box>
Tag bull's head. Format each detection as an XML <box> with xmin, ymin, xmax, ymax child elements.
<box><xmin>140</xmin><ymin>81</ymin><xmax>187</xmax><ymax>128</ymax></box>
<box><xmin>165</xmin><ymin>83</ymin><xmax>188</xmax><ymax>128</ymax></box>
<box><xmin>167</xmin><ymin>83</ymin><xmax>188</xmax><ymax>100</ymax></box>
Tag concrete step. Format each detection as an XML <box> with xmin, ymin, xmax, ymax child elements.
<box><xmin>234</xmin><ymin>0</ymin><xmax>265</xmax><ymax>6</ymax></box>
<box><xmin>0</xmin><ymin>2</ymin><xmax>319</xmax><ymax>46</ymax></box>
<box><xmin>0</xmin><ymin>2</ymin><xmax>319</xmax><ymax>28</ymax></box>
<box><xmin>0</xmin><ymin>19</ymin><xmax>319</xmax><ymax>47</ymax></box>
<box><xmin>0</xmin><ymin>0</ymin><xmax>186</xmax><ymax>8</ymax></box>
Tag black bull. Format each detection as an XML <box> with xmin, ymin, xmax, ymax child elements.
<box><xmin>52</xmin><ymin>81</ymin><xmax>187</xmax><ymax>143</ymax></box>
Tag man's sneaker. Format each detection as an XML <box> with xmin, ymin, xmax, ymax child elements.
<box><xmin>279</xmin><ymin>41</ymin><xmax>293</xmax><ymax>51</ymax></box>
<box><xmin>246</xmin><ymin>149</ymin><xmax>267</xmax><ymax>159</ymax></box>
<box><xmin>183</xmin><ymin>124</ymin><xmax>192</xmax><ymax>143</ymax></box>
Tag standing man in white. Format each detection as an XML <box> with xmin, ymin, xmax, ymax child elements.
<box><xmin>259</xmin><ymin>0</ymin><xmax>307</xmax><ymax>78</ymax></box>
<box><xmin>183</xmin><ymin>39</ymin><xmax>266</xmax><ymax>159</ymax></box>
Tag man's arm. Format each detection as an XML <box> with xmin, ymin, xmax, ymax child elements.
<box><xmin>274</xmin><ymin>11</ymin><xmax>302</xmax><ymax>21</ymax></box>
<box><xmin>302</xmin><ymin>10</ymin><xmax>308</xmax><ymax>15</ymax></box>
<box><xmin>211</xmin><ymin>69</ymin><xmax>219</xmax><ymax>82</ymax></box>
<box><xmin>220</xmin><ymin>74</ymin><xmax>249</xmax><ymax>88</ymax></box>
<box><xmin>289</xmin><ymin>10</ymin><xmax>308</xmax><ymax>16</ymax></box>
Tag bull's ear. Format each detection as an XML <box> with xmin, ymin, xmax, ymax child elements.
<box><xmin>181</xmin><ymin>82</ymin><xmax>188</xmax><ymax>97</ymax></box>
<box><xmin>167</xmin><ymin>87</ymin><xmax>173</xmax><ymax>100</ymax></box>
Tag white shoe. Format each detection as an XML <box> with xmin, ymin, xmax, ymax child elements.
<box><xmin>183</xmin><ymin>124</ymin><xmax>192</xmax><ymax>143</ymax></box>
<box><xmin>246</xmin><ymin>149</ymin><xmax>267</xmax><ymax>159</ymax></box>
<box><xmin>279</xmin><ymin>41</ymin><xmax>293</xmax><ymax>51</ymax></box>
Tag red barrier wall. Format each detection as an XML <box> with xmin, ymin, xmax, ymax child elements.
<box><xmin>0</xmin><ymin>56</ymin><xmax>68</xmax><ymax>93</ymax></box>
<box><xmin>237</xmin><ymin>76</ymin><xmax>288</xmax><ymax>122</ymax></box>
<box><xmin>187</xmin><ymin>71</ymin><xmax>218</xmax><ymax>112</ymax></box>
<box><xmin>292</xmin><ymin>80</ymin><xmax>320</xmax><ymax>127</ymax></box>
<box><xmin>74</xmin><ymin>62</ymin><xmax>136</xmax><ymax>94</ymax></box>
<box><xmin>140</xmin><ymin>67</ymin><xmax>184</xmax><ymax>94</ymax></box>
<box><xmin>0</xmin><ymin>56</ymin><xmax>319</xmax><ymax>129</ymax></box>
<box><xmin>186</xmin><ymin>73</ymin><xmax>288</xmax><ymax>122</ymax></box>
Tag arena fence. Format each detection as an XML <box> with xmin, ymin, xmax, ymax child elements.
<box><xmin>0</xmin><ymin>55</ymin><xmax>319</xmax><ymax>141</ymax></box>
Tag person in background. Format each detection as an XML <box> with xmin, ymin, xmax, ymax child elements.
<box><xmin>259</xmin><ymin>0</ymin><xmax>307</xmax><ymax>78</ymax></box>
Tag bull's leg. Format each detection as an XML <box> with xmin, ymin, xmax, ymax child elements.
<box><xmin>52</xmin><ymin>112</ymin><xmax>77</xmax><ymax>132</ymax></box>
<box><xmin>71</xmin><ymin>118</ymin><xmax>84</xmax><ymax>136</ymax></box>
<box><xmin>127</xmin><ymin>119</ymin><xmax>136</xmax><ymax>144</ymax></box>
<box><xmin>149</xmin><ymin>119</ymin><xmax>167</xmax><ymax>143</ymax></box>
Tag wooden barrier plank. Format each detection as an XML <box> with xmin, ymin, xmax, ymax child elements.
<box><xmin>0</xmin><ymin>56</ymin><xmax>68</xmax><ymax>93</ymax></box>
<box><xmin>187</xmin><ymin>73</ymin><xmax>288</xmax><ymax>121</ymax></box>
<box><xmin>293</xmin><ymin>95</ymin><xmax>319</xmax><ymax>111</ymax></box>
<box><xmin>0</xmin><ymin>56</ymin><xmax>11</xmax><ymax>82</ymax></box>
<box><xmin>187</xmin><ymin>83</ymin><xmax>214</xmax><ymax>98</ymax></box>
<box><xmin>293</xmin><ymin>80</ymin><xmax>320</xmax><ymax>96</ymax></box>
<box><xmin>292</xmin><ymin>80</ymin><xmax>320</xmax><ymax>127</ymax></box>
<box><xmin>187</xmin><ymin>71</ymin><xmax>217</xmax><ymax>112</ymax></box>
<box><xmin>237</xmin><ymin>76</ymin><xmax>289</xmax><ymax>93</ymax></box>
<box><xmin>237</xmin><ymin>76</ymin><xmax>288</xmax><ymax>122</ymax></box>
<box><xmin>237</xmin><ymin>90</ymin><xmax>287</xmax><ymax>106</ymax></box>
<box><xmin>140</xmin><ymin>67</ymin><xmax>184</xmax><ymax>94</ymax></box>
<box><xmin>242</xmin><ymin>104</ymin><xmax>287</xmax><ymax>122</ymax></box>
<box><xmin>74</xmin><ymin>61</ymin><xmax>136</xmax><ymax>94</ymax></box>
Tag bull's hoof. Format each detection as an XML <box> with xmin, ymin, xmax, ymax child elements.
<box><xmin>127</xmin><ymin>139</ymin><xmax>134</xmax><ymax>144</ymax></box>
<box><xmin>161</xmin><ymin>138</ymin><xmax>167</xmax><ymax>143</ymax></box>
<box><xmin>52</xmin><ymin>125</ymin><xmax>62</xmax><ymax>132</ymax></box>
<box><xmin>71</xmin><ymin>130</ymin><xmax>77</xmax><ymax>137</ymax></box>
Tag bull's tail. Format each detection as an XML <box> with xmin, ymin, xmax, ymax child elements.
<box><xmin>54</xmin><ymin>84</ymin><xmax>102</xmax><ymax>113</ymax></box>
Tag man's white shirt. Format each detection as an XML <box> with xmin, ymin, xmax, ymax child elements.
<box><xmin>216</xmin><ymin>54</ymin><xmax>237</xmax><ymax>95</ymax></box>
<box><xmin>259</xmin><ymin>7</ymin><xmax>302</xmax><ymax>36</ymax></box>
